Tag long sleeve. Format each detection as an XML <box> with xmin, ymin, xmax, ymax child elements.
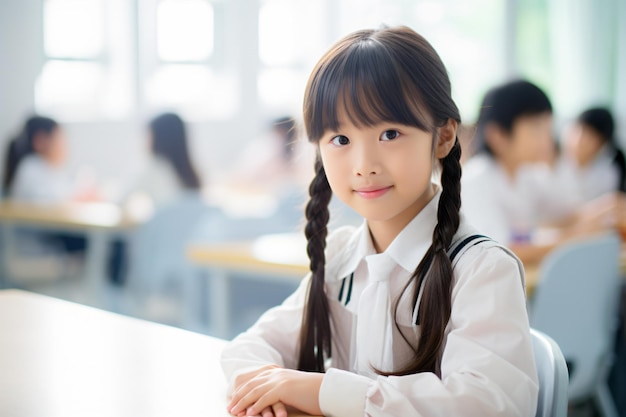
<box><xmin>220</xmin><ymin>274</ymin><xmax>310</xmax><ymax>391</ymax></box>
<box><xmin>319</xmin><ymin>245</ymin><xmax>538</xmax><ymax>417</ymax></box>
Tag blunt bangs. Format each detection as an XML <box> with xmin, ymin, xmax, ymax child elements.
<box><xmin>304</xmin><ymin>34</ymin><xmax>433</xmax><ymax>143</ymax></box>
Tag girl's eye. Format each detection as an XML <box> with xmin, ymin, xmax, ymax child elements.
<box><xmin>380</xmin><ymin>130</ymin><xmax>400</xmax><ymax>141</ymax></box>
<box><xmin>331</xmin><ymin>135</ymin><xmax>350</xmax><ymax>146</ymax></box>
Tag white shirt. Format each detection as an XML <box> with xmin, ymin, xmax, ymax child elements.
<box><xmin>122</xmin><ymin>156</ymin><xmax>185</xmax><ymax>208</ymax></box>
<box><xmin>10</xmin><ymin>155</ymin><xmax>76</xmax><ymax>203</ymax></box>
<box><xmin>569</xmin><ymin>145</ymin><xmax>620</xmax><ymax>201</ymax></box>
<box><xmin>461</xmin><ymin>154</ymin><xmax>581</xmax><ymax>245</ymax></box>
<box><xmin>221</xmin><ymin>191</ymin><xmax>538</xmax><ymax>417</ymax></box>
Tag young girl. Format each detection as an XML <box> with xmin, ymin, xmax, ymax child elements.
<box><xmin>222</xmin><ymin>26</ymin><xmax>538</xmax><ymax>417</ymax></box>
<box><xmin>3</xmin><ymin>116</ymin><xmax>84</xmax><ymax>202</ymax></box>
<box><xmin>122</xmin><ymin>112</ymin><xmax>202</xmax><ymax>211</ymax></box>
<box><xmin>563</xmin><ymin>107</ymin><xmax>626</xmax><ymax>200</ymax></box>
<box><xmin>1</xmin><ymin>115</ymin><xmax>95</xmax><ymax>267</ymax></box>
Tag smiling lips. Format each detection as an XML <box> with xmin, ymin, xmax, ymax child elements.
<box><xmin>354</xmin><ymin>186</ymin><xmax>393</xmax><ymax>199</ymax></box>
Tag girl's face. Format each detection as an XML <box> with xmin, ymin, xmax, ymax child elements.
<box><xmin>34</xmin><ymin>127</ymin><xmax>67</xmax><ymax>167</ymax></box>
<box><xmin>319</xmin><ymin>110</ymin><xmax>448</xmax><ymax>249</ymax></box>
<box><xmin>564</xmin><ymin>123</ymin><xmax>603</xmax><ymax>167</ymax></box>
<box><xmin>508</xmin><ymin>112</ymin><xmax>554</xmax><ymax>164</ymax></box>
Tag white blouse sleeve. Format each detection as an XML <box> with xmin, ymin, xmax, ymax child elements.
<box><xmin>319</xmin><ymin>245</ymin><xmax>539</xmax><ymax>417</ymax></box>
<box><xmin>220</xmin><ymin>274</ymin><xmax>310</xmax><ymax>390</ymax></box>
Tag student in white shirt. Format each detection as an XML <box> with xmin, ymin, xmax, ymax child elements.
<box><xmin>123</xmin><ymin>112</ymin><xmax>202</xmax><ymax>211</ymax></box>
<box><xmin>462</xmin><ymin>81</ymin><xmax>622</xmax><ymax>264</ymax></box>
<box><xmin>3</xmin><ymin>116</ymin><xmax>80</xmax><ymax>202</ymax></box>
<box><xmin>563</xmin><ymin>107</ymin><xmax>626</xmax><ymax>200</ymax></box>
<box><xmin>113</xmin><ymin>112</ymin><xmax>203</xmax><ymax>285</ymax></box>
<box><xmin>222</xmin><ymin>26</ymin><xmax>538</xmax><ymax>417</ymax></box>
<box><xmin>1</xmin><ymin>116</ymin><xmax>90</xmax><ymax>256</ymax></box>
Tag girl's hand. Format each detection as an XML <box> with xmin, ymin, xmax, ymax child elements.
<box><xmin>235</xmin><ymin>402</ymin><xmax>288</xmax><ymax>417</ymax></box>
<box><xmin>569</xmin><ymin>192</ymin><xmax>626</xmax><ymax>239</ymax></box>
<box><xmin>231</xmin><ymin>365</ymin><xmax>287</xmax><ymax>417</ymax></box>
<box><xmin>227</xmin><ymin>368</ymin><xmax>324</xmax><ymax>417</ymax></box>
<box><xmin>232</xmin><ymin>364</ymin><xmax>282</xmax><ymax>391</ymax></box>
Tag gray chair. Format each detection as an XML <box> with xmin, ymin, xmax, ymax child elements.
<box><xmin>530</xmin><ymin>233</ymin><xmax>622</xmax><ymax>417</ymax></box>
<box><xmin>125</xmin><ymin>192</ymin><xmax>214</xmax><ymax>330</ymax></box>
<box><xmin>531</xmin><ymin>328</ymin><xmax>569</xmax><ymax>417</ymax></box>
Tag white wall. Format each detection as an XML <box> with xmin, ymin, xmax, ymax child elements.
<box><xmin>0</xmin><ymin>1</ymin><xmax>43</xmax><ymax>147</ymax></box>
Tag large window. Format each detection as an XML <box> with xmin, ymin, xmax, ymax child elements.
<box><xmin>257</xmin><ymin>0</ymin><xmax>329</xmax><ymax>116</ymax></box>
<box><xmin>36</xmin><ymin>0</ymin><xmax>515</xmax><ymax>125</ymax></box>
<box><xmin>36</xmin><ymin>0</ymin><xmax>133</xmax><ymax>121</ymax></box>
<box><xmin>144</xmin><ymin>0</ymin><xmax>237</xmax><ymax>120</ymax></box>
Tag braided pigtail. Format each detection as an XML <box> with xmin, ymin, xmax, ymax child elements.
<box><xmin>419</xmin><ymin>138</ymin><xmax>462</xmax><ymax>373</ymax></box>
<box><xmin>297</xmin><ymin>155</ymin><xmax>333</xmax><ymax>372</ymax></box>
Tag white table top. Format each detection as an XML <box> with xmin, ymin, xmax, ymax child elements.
<box><xmin>0</xmin><ymin>290</ymin><xmax>230</xmax><ymax>417</ymax></box>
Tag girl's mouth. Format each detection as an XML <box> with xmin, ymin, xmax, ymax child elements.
<box><xmin>354</xmin><ymin>186</ymin><xmax>392</xmax><ymax>199</ymax></box>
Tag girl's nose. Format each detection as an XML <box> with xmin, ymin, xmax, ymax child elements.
<box><xmin>353</xmin><ymin>143</ymin><xmax>381</xmax><ymax>177</ymax></box>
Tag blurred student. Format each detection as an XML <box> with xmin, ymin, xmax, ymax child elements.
<box><xmin>563</xmin><ymin>107</ymin><xmax>626</xmax><ymax>201</ymax></box>
<box><xmin>123</xmin><ymin>112</ymin><xmax>202</xmax><ymax>214</ymax></box>
<box><xmin>461</xmin><ymin>80</ymin><xmax>620</xmax><ymax>264</ymax></box>
<box><xmin>1</xmin><ymin>115</ymin><xmax>91</xmax><ymax>259</ymax></box>
<box><xmin>2</xmin><ymin>115</ymin><xmax>95</xmax><ymax>202</ymax></box>
<box><xmin>228</xmin><ymin>116</ymin><xmax>313</xmax><ymax>195</ymax></box>
<box><xmin>220</xmin><ymin>116</ymin><xmax>315</xmax><ymax>231</ymax></box>
<box><xmin>113</xmin><ymin>112</ymin><xmax>203</xmax><ymax>285</ymax></box>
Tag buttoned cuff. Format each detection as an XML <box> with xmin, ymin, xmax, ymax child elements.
<box><xmin>319</xmin><ymin>368</ymin><xmax>371</xmax><ymax>417</ymax></box>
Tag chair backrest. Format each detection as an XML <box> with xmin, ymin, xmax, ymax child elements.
<box><xmin>531</xmin><ymin>328</ymin><xmax>569</xmax><ymax>417</ymax></box>
<box><xmin>128</xmin><ymin>192</ymin><xmax>214</xmax><ymax>294</ymax></box>
<box><xmin>529</xmin><ymin>232</ymin><xmax>622</xmax><ymax>400</ymax></box>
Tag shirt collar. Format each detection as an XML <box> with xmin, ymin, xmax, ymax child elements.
<box><xmin>386</xmin><ymin>189</ymin><xmax>440</xmax><ymax>273</ymax></box>
<box><xmin>329</xmin><ymin>188</ymin><xmax>441</xmax><ymax>279</ymax></box>
<box><xmin>331</xmin><ymin>221</ymin><xmax>374</xmax><ymax>280</ymax></box>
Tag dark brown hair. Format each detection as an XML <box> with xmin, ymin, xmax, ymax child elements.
<box><xmin>577</xmin><ymin>107</ymin><xmax>626</xmax><ymax>192</ymax></box>
<box><xmin>298</xmin><ymin>26</ymin><xmax>462</xmax><ymax>375</ymax></box>
<box><xmin>150</xmin><ymin>112</ymin><xmax>202</xmax><ymax>190</ymax></box>
<box><xmin>2</xmin><ymin>115</ymin><xmax>59</xmax><ymax>196</ymax></box>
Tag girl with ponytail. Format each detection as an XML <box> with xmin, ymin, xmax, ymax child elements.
<box><xmin>222</xmin><ymin>26</ymin><xmax>538</xmax><ymax>417</ymax></box>
<box><xmin>565</xmin><ymin>107</ymin><xmax>626</xmax><ymax>198</ymax></box>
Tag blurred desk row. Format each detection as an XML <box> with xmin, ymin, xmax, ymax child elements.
<box><xmin>189</xmin><ymin>234</ymin><xmax>626</xmax><ymax>338</ymax></box>
<box><xmin>0</xmin><ymin>199</ymin><xmax>306</xmax><ymax>337</ymax></box>
<box><xmin>2</xmin><ymin>200</ymin><xmax>625</xmax><ymax>339</ymax></box>
<box><xmin>0</xmin><ymin>201</ymin><xmax>144</xmax><ymax>305</ymax></box>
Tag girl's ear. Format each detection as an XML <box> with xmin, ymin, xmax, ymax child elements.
<box><xmin>435</xmin><ymin>119</ymin><xmax>458</xmax><ymax>159</ymax></box>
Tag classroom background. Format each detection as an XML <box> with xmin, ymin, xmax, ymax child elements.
<box><xmin>0</xmin><ymin>1</ymin><xmax>625</xmax><ymax>416</ymax></box>
<box><xmin>1</xmin><ymin>0</ymin><xmax>625</xmax><ymax>186</ymax></box>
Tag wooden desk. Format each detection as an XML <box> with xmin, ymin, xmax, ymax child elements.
<box><xmin>0</xmin><ymin>290</ymin><xmax>316</xmax><ymax>417</ymax></box>
<box><xmin>0</xmin><ymin>201</ymin><xmax>143</xmax><ymax>306</ymax></box>
<box><xmin>0</xmin><ymin>201</ymin><xmax>139</xmax><ymax>230</ymax></box>
<box><xmin>188</xmin><ymin>234</ymin><xmax>309</xmax><ymax>338</ymax></box>
<box><xmin>188</xmin><ymin>233</ymin><xmax>309</xmax><ymax>277</ymax></box>
<box><xmin>188</xmin><ymin>233</ymin><xmax>549</xmax><ymax>336</ymax></box>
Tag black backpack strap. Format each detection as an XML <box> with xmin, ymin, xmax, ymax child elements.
<box><xmin>337</xmin><ymin>272</ymin><xmax>354</xmax><ymax>306</ymax></box>
<box><xmin>449</xmin><ymin>234</ymin><xmax>491</xmax><ymax>263</ymax></box>
<box><xmin>414</xmin><ymin>234</ymin><xmax>492</xmax><ymax>325</ymax></box>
